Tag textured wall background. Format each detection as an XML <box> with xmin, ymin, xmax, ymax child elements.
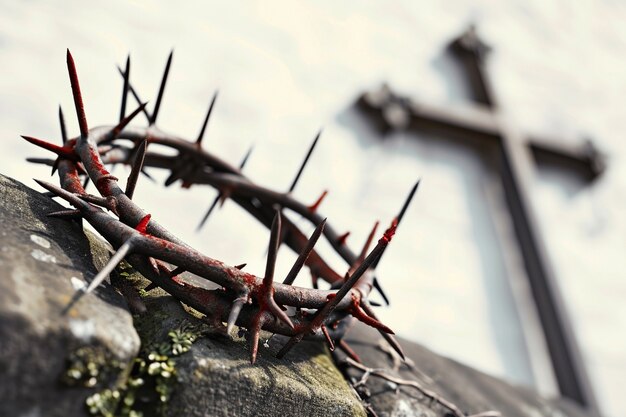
<box><xmin>0</xmin><ymin>1</ymin><xmax>624</xmax><ymax>415</ymax></box>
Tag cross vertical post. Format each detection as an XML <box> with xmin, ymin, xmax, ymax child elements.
<box><xmin>357</xmin><ymin>26</ymin><xmax>602</xmax><ymax>414</ymax></box>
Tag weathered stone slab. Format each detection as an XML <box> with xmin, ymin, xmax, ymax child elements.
<box><xmin>343</xmin><ymin>324</ymin><xmax>595</xmax><ymax>417</ymax></box>
<box><xmin>1</xmin><ymin>173</ymin><xmax>595</xmax><ymax>417</ymax></box>
<box><xmin>132</xmin><ymin>288</ymin><xmax>366</xmax><ymax>417</ymax></box>
<box><xmin>0</xmin><ymin>175</ymin><xmax>140</xmax><ymax>417</ymax></box>
<box><xmin>0</xmin><ymin>174</ymin><xmax>364</xmax><ymax>417</ymax></box>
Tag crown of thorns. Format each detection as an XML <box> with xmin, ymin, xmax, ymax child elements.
<box><xmin>24</xmin><ymin>50</ymin><xmax>419</xmax><ymax>364</ymax></box>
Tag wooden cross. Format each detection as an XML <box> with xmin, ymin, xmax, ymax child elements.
<box><xmin>357</xmin><ymin>26</ymin><xmax>604</xmax><ymax>413</ymax></box>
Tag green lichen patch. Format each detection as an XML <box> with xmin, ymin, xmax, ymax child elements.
<box><xmin>62</xmin><ymin>346</ymin><xmax>126</xmax><ymax>389</ymax></box>
<box><xmin>82</xmin><ymin>318</ymin><xmax>207</xmax><ymax>417</ymax></box>
<box><xmin>79</xmin><ymin>261</ymin><xmax>213</xmax><ymax>416</ymax></box>
<box><xmin>85</xmin><ymin>384</ymin><xmax>142</xmax><ymax>417</ymax></box>
<box><xmin>168</xmin><ymin>323</ymin><xmax>201</xmax><ymax>356</ymax></box>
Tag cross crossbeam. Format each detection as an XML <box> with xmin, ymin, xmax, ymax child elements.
<box><xmin>359</xmin><ymin>87</ymin><xmax>604</xmax><ymax>182</ymax></box>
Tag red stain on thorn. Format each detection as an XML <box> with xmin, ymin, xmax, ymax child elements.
<box><xmin>135</xmin><ymin>214</ymin><xmax>151</xmax><ymax>234</ymax></box>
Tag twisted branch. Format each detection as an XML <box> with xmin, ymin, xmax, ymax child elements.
<box><xmin>343</xmin><ymin>357</ymin><xmax>502</xmax><ymax>417</ymax></box>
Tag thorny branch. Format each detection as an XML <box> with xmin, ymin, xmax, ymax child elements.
<box><xmin>24</xmin><ymin>50</ymin><xmax>417</xmax><ymax>364</ymax></box>
<box><xmin>341</xmin><ymin>357</ymin><xmax>502</xmax><ymax>417</ymax></box>
<box><xmin>23</xmin><ymin>50</ymin><xmax>503</xmax><ymax>417</ymax></box>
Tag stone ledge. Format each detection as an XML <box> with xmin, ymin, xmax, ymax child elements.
<box><xmin>0</xmin><ymin>174</ymin><xmax>597</xmax><ymax>417</ymax></box>
<box><xmin>135</xmin><ymin>292</ymin><xmax>365</xmax><ymax>417</ymax></box>
<box><xmin>343</xmin><ymin>324</ymin><xmax>595</xmax><ymax>417</ymax></box>
<box><xmin>0</xmin><ymin>174</ymin><xmax>365</xmax><ymax>417</ymax></box>
<box><xmin>0</xmin><ymin>175</ymin><xmax>140</xmax><ymax>417</ymax></box>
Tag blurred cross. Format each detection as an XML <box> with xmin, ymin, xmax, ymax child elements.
<box><xmin>357</xmin><ymin>26</ymin><xmax>603</xmax><ymax>413</ymax></box>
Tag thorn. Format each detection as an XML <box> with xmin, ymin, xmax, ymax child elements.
<box><xmin>85</xmin><ymin>240</ymin><xmax>134</xmax><ymax>294</ymax></box>
<box><xmin>58</xmin><ymin>105</ymin><xmax>68</xmax><ymax>144</ymax></box>
<box><xmin>337</xmin><ymin>231</ymin><xmax>350</xmax><ymax>246</ymax></box>
<box><xmin>235</xmin><ymin>263</ymin><xmax>247</xmax><ymax>270</ymax></box>
<box><xmin>196</xmin><ymin>91</ymin><xmax>218</xmax><ymax>146</ymax></box>
<box><xmin>372</xmin><ymin>180</ymin><xmax>419</xmax><ymax>270</ymax></box>
<box><xmin>77</xmin><ymin>193</ymin><xmax>119</xmax><ymax>216</ymax></box>
<box><xmin>360</xmin><ymin>301</ymin><xmax>405</xmax><ymax>360</ymax></box>
<box><xmin>348</xmin><ymin>221</ymin><xmax>379</xmax><ymax>276</ymax></box>
<box><xmin>311</xmin><ymin>272</ymin><xmax>319</xmax><ymax>289</ymax></box>
<box><xmin>265</xmin><ymin>209</ymin><xmax>282</xmax><ymax>284</ymax></box>
<box><xmin>144</xmin><ymin>282</ymin><xmax>158</xmax><ymax>292</ymax></box>
<box><xmin>308</xmin><ymin>190</ymin><xmax>328</xmax><ymax>212</ymax></box>
<box><xmin>357</xmin><ymin>221</ymin><xmax>379</xmax><ymax>264</ymax></box>
<box><xmin>63</xmin><ymin>239</ymin><xmax>134</xmax><ymax>314</ymax></box>
<box><xmin>51</xmin><ymin>158</ymin><xmax>60</xmax><ymax>176</ymax></box>
<box><xmin>141</xmin><ymin>168</ymin><xmax>155</xmax><ymax>182</ymax></box>
<box><xmin>149</xmin><ymin>50</ymin><xmax>173</xmax><ymax>125</ymax></box>
<box><xmin>398</xmin><ymin>179</ymin><xmax>420</xmax><ymax>223</ymax></box>
<box><xmin>256</xmin><ymin>210</ymin><xmax>294</xmax><ymax>330</ymax></box>
<box><xmin>135</xmin><ymin>214</ymin><xmax>151</xmax><ymax>234</ymax></box>
<box><xmin>321</xmin><ymin>325</ymin><xmax>335</xmax><ymax>351</ymax></box>
<box><xmin>364</xmin><ymin>404</ymin><xmax>379</xmax><ymax>417</ymax></box>
<box><xmin>164</xmin><ymin>162</ymin><xmax>194</xmax><ymax>187</ymax></box>
<box><xmin>217</xmin><ymin>189</ymin><xmax>231</xmax><ymax>207</ymax></box>
<box><xmin>61</xmin><ymin>290</ymin><xmax>86</xmax><ymax>316</ymax></box>
<box><xmin>117</xmin><ymin>65</ymin><xmax>151</xmax><ymax>121</ymax></box>
<box><xmin>147</xmin><ymin>257</ymin><xmax>159</xmax><ymax>275</ymax></box>
<box><xmin>249</xmin><ymin>313</ymin><xmax>265</xmax><ymax>364</ymax></box>
<box><xmin>337</xmin><ymin>340</ymin><xmax>361</xmax><ymax>363</ymax></box>
<box><xmin>380</xmin><ymin>218</ymin><xmax>397</xmax><ymax>244</ymax></box>
<box><xmin>373</xmin><ymin>280</ymin><xmax>390</xmax><ymax>306</ymax></box>
<box><xmin>196</xmin><ymin>194</ymin><xmax>220</xmax><ymax>231</ymax></box>
<box><xmin>26</xmin><ymin>157</ymin><xmax>54</xmax><ymax>166</ymax></box>
<box><xmin>111</xmin><ymin>102</ymin><xmax>148</xmax><ymax>139</ymax></box>
<box><xmin>125</xmin><ymin>139</ymin><xmax>147</xmax><ymax>199</ymax></box>
<box><xmin>277</xmin><ymin>220</ymin><xmax>394</xmax><ymax>359</ymax></box>
<box><xmin>276</xmin><ymin>333</ymin><xmax>305</xmax><ymax>359</ymax></box>
<box><xmin>169</xmin><ymin>266</ymin><xmax>186</xmax><ymax>278</ymax></box>
<box><xmin>153</xmin><ymin>259</ymin><xmax>171</xmax><ymax>277</ymax></box>
<box><xmin>288</xmin><ymin>130</ymin><xmax>321</xmax><ymax>193</ymax></box>
<box><xmin>120</xmin><ymin>54</ymin><xmax>130</xmax><ymax>123</ymax></box>
<box><xmin>226</xmin><ymin>295</ymin><xmax>247</xmax><ymax>335</ymax></box>
<box><xmin>21</xmin><ymin>136</ymin><xmax>76</xmax><ymax>160</ymax></box>
<box><xmin>48</xmin><ymin>209</ymin><xmax>82</xmax><ymax>219</ymax></box>
<box><xmin>66</xmin><ymin>49</ymin><xmax>89</xmax><ymax>140</ymax></box>
<box><xmin>326</xmin><ymin>220</ymin><xmax>396</xmax><ymax>311</ymax></box>
<box><xmin>196</xmin><ymin>146</ymin><xmax>253</xmax><ymax>232</ymax></box>
<box><xmin>82</xmin><ymin>175</ymin><xmax>90</xmax><ymax>191</ymax></box>
<box><xmin>239</xmin><ymin>145</ymin><xmax>254</xmax><ymax>170</ymax></box>
<box><xmin>369</xmin><ymin>184</ymin><xmax>413</xmax><ymax>307</ymax></box>
<box><xmin>283</xmin><ymin>218</ymin><xmax>326</xmax><ymax>285</ymax></box>
<box><xmin>349</xmin><ymin>294</ymin><xmax>394</xmax><ymax>334</ymax></box>
<box><xmin>34</xmin><ymin>179</ymin><xmax>90</xmax><ymax>210</ymax></box>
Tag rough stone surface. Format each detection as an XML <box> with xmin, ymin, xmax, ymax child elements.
<box><xmin>0</xmin><ymin>173</ymin><xmax>599</xmax><ymax>417</ymax></box>
<box><xmin>343</xmin><ymin>324</ymin><xmax>595</xmax><ymax>417</ymax></box>
<box><xmin>0</xmin><ymin>175</ymin><xmax>140</xmax><ymax>417</ymax></box>
<box><xmin>0</xmin><ymin>174</ymin><xmax>364</xmax><ymax>417</ymax></box>
<box><xmin>132</xmin><ymin>286</ymin><xmax>366</xmax><ymax>417</ymax></box>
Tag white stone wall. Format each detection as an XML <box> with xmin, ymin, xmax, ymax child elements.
<box><xmin>0</xmin><ymin>1</ymin><xmax>624</xmax><ymax>415</ymax></box>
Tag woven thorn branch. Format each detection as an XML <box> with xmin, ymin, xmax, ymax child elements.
<box><xmin>23</xmin><ymin>50</ymin><xmax>420</xmax><ymax>365</ymax></box>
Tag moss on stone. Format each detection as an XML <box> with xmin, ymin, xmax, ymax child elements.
<box><xmin>82</xmin><ymin>318</ymin><xmax>206</xmax><ymax>417</ymax></box>
<box><xmin>61</xmin><ymin>247</ymin><xmax>364</xmax><ymax>416</ymax></box>
<box><xmin>62</xmin><ymin>346</ymin><xmax>127</xmax><ymax>389</ymax></box>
